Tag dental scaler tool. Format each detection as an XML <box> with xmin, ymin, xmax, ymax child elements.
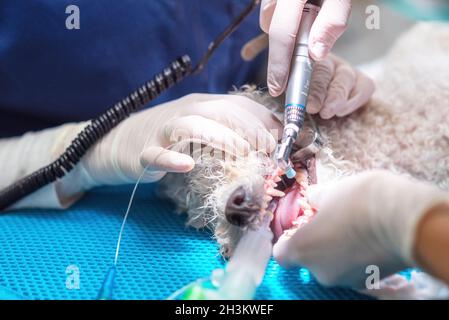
<box><xmin>277</xmin><ymin>0</ymin><xmax>322</xmax><ymax>178</ymax></box>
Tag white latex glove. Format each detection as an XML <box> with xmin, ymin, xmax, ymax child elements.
<box><xmin>59</xmin><ymin>94</ymin><xmax>282</xmax><ymax>191</ymax></box>
<box><xmin>307</xmin><ymin>54</ymin><xmax>375</xmax><ymax>119</ymax></box>
<box><xmin>273</xmin><ymin>170</ymin><xmax>449</xmax><ymax>289</ymax></box>
<box><xmin>260</xmin><ymin>0</ymin><xmax>352</xmax><ymax>96</ymax></box>
<box><xmin>241</xmin><ymin>48</ymin><xmax>375</xmax><ymax>119</ymax></box>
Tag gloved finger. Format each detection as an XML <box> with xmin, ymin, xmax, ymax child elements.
<box><xmin>307</xmin><ymin>57</ymin><xmax>335</xmax><ymax>114</ymax></box>
<box><xmin>272</xmin><ymin>234</ymin><xmax>300</xmax><ymax>268</ymax></box>
<box><xmin>260</xmin><ymin>0</ymin><xmax>276</xmax><ymax>33</ymax></box>
<box><xmin>274</xmin><ymin>179</ymin><xmax>344</xmax><ymax>267</ymax></box>
<box><xmin>193</xmin><ymin>96</ymin><xmax>283</xmax><ymax>150</ymax></box>
<box><xmin>272</xmin><ymin>219</ymin><xmax>318</xmax><ymax>268</ymax></box>
<box><xmin>309</xmin><ymin>0</ymin><xmax>351</xmax><ymax>61</ymax></box>
<box><xmin>140</xmin><ymin>146</ymin><xmax>195</xmax><ymax>174</ymax></box>
<box><xmin>334</xmin><ymin>72</ymin><xmax>375</xmax><ymax>117</ymax></box>
<box><xmin>241</xmin><ymin>33</ymin><xmax>268</xmax><ymax>62</ymax></box>
<box><xmin>320</xmin><ymin>61</ymin><xmax>356</xmax><ymax>119</ymax></box>
<box><xmin>225</xmin><ymin>95</ymin><xmax>284</xmax><ymax>141</ymax></box>
<box><xmin>183</xmin><ymin>94</ymin><xmax>282</xmax><ymax>136</ymax></box>
<box><xmin>305</xmin><ymin>183</ymin><xmax>332</xmax><ymax>208</ymax></box>
<box><xmin>165</xmin><ymin>115</ymin><xmax>253</xmax><ymax>156</ymax></box>
<box><xmin>267</xmin><ymin>0</ymin><xmax>306</xmax><ymax>97</ymax></box>
<box><xmin>274</xmin><ymin>224</ymin><xmax>372</xmax><ymax>288</ymax></box>
<box><xmin>273</xmin><ymin>202</ymin><xmax>351</xmax><ymax>287</ymax></box>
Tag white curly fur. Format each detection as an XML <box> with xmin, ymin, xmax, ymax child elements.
<box><xmin>315</xmin><ymin>23</ymin><xmax>449</xmax><ymax>189</ymax></box>
<box><xmin>160</xmin><ymin>150</ymin><xmax>273</xmax><ymax>256</ymax></box>
<box><xmin>160</xmin><ymin>23</ymin><xmax>449</xmax><ymax>260</ymax></box>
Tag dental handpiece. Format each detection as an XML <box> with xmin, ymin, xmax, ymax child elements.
<box><xmin>276</xmin><ymin>0</ymin><xmax>322</xmax><ymax>178</ymax></box>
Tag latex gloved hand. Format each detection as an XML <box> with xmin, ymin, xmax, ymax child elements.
<box><xmin>307</xmin><ymin>54</ymin><xmax>375</xmax><ymax>119</ymax></box>
<box><xmin>57</xmin><ymin>94</ymin><xmax>282</xmax><ymax>193</ymax></box>
<box><xmin>241</xmin><ymin>48</ymin><xmax>375</xmax><ymax>119</ymax></box>
<box><xmin>273</xmin><ymin>170</ymin><xmax>449</xmax><ymax>289</ymax></box>
<box><xmin>259</xmin><ymin>0</ymin><xmax>352</xmax><ymax>96</ymax></box>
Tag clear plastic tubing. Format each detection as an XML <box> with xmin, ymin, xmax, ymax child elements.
<box><xmin>216</xmin><ymin>216</ymin><xmax>274</xmax><ymax>299</ymax></box>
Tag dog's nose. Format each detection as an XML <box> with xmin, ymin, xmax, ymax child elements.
<box><xmin>225</xmin><ymin>186</ymin><xmax>260</xmax><ymax>227</ymax></box>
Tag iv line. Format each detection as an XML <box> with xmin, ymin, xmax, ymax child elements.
<box><xmin>97</xmin><ymin>164</ymin><xmax>149</xmax><ymax>300</ymax></box>
<box><xmin>114</xmin><ymin>164</ymin><xmax>149</xmax><ymax>266</ymax></box>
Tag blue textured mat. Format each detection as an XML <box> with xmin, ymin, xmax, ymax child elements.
<box><xmin>0</xmin><ymin>184</ymin><xmax>371</xmax><ymax>300</ymax></box>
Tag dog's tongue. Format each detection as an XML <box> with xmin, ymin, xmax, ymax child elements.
<box><xmin>271</xmin><ymin>182</ymin><xmax>303</xmax><ymax>240</ymax></box>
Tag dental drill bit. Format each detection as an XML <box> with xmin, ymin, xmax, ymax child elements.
<box><xmin>276</xmin><ymin>0</ymin><xmax>322</xmax><ymax>178</ymax></box>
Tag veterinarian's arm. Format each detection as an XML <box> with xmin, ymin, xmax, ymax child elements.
<box><xmin>273</xmin><ymin>170</ymin><xmax>449</xmax><ymax>288</ymax></box>
<box><xmin>0</xmin><ymin>123</ymin><xmax>89</xmax><ymax>209</ymax></box>
<box><xmin>259</xmin><ymin>0</ymin><xmax>352</xmax><ymax>96</ymax></box>
<box><xmin>1</xmin><ymin>94</ymin><xmax>282</xmax><ymax>210</ymax></box>
<box><xmin>415</xmin><ymin>203</ymin><xmax>449</xmax><ymax>284</ymax></box>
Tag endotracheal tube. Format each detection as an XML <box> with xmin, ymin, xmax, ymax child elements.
<box><xmin>98</xmin><ymin>166</ymin><xmax>275</xmax><ymax>300</ymax></box>
<box><xmin>167</xmin><ymin>206</ymin><xmax>275</xmax><ymax>300</ymax></box>
<box><xmin>98</xmin><ymin>160</ymin><xmax>275</xmax><ymax>300</ymax></box>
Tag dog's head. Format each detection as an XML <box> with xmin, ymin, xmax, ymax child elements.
<box><xmin>160</xmin><ymin>88</ymin><xmax>321</xmax><ymax>257</ymax></box>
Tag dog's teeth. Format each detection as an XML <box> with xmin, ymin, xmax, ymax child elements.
<box><xmin>269</xmin><ymin>189</ymin><xmax>285</xmax><ymax>197</ymax></box>
<box><xmin>265</xmin><ymin>187</ymin><xmax>274</xmax><ymax>195</ymax></box>
<box><xmin>296</xmin><ymin>177</ymin><xmax>308</xmax><ymax>186</ymax></box>
<box><xmin>283</xmin><ymin>227</ymin><xmax>298</xmax><ymax>238</ymax></box>
<box><xmin>304</xmin><ymin>209</ymin><xmax>314</xmax><ymax>217</ymax></box>
<box><xmin>273</xmin><ymin>176</ymin><xmax>282</xmax><ymax>183</ymax></box>
<box><xmin>298</xmin><ymin>199</ymin><xmax>311</xmax><ymax>210</ymax></box>
<box><xmin>277</xmin><ymin>190</ymin><xmax>286</xmax><ymax>197</ymax></box>
<box><xmin>295</xmin><ymin>168</ymin><xmax>309</xmax><ymax>185</ymax></box>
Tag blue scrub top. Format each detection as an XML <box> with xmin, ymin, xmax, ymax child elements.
<box><xmin>0</xmin><ymin>0</ymin><xmax>266</xmax><ymax>137</ymax></box>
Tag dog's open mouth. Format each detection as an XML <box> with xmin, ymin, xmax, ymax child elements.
<box><xmin>268</xmin><ymin>159</ymin><xmax>317</xmax><ymax>240</ymax></box>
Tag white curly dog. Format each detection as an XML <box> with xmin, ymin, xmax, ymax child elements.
<box><xmin>161</xmin><ymin>23</ymin><xmax>449</xmax><ymax>299</ymax></box>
